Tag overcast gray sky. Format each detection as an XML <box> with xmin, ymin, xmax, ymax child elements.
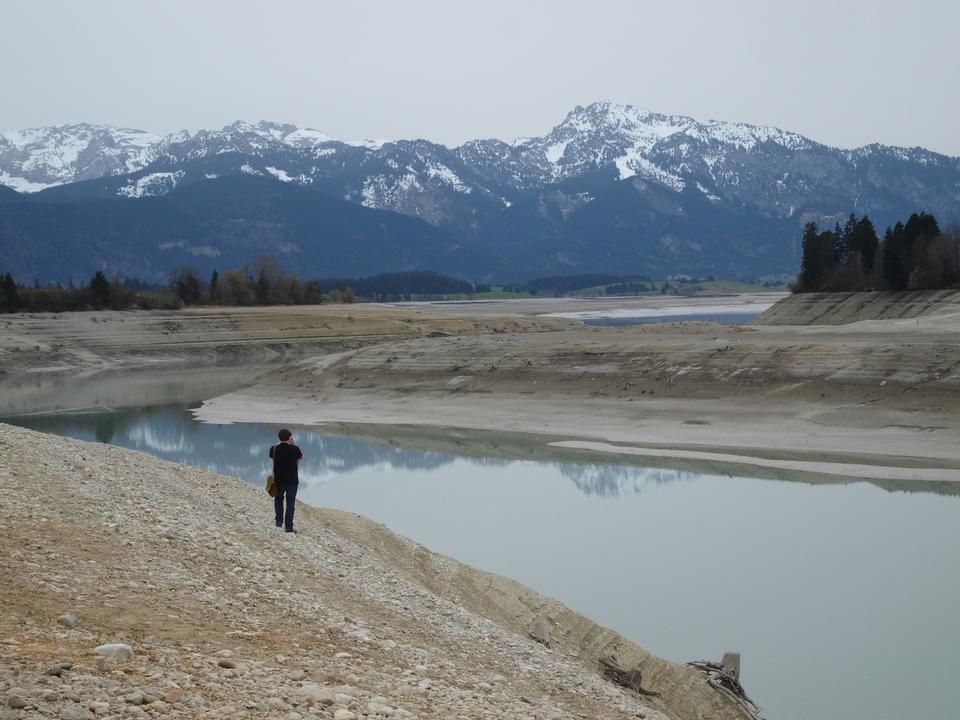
<box><xmin>2</xmin><ymin>0</ymin><xmax>958</xmax><ymax>154</ymax></box>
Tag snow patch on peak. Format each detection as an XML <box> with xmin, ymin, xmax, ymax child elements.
<box><xmin>0</xmin><ymin>123</ymin><xmax>162</xmax><ymax>190</ymax></box>
<box><xmin>281</xmin><ymin>127</ymin><xmax>335</xmax><ymax>148</ymax></box>
<box><xmin>361</xmin><ymin>172</ymin><xmax>424</xmax><ymax>209</ymax></box>
<box><xmin>117</xmin><ymin>171</ymin><xmax>184</xmax><ymax>198</ymax></box>
<box><xmin>0</xmin><ymin>170</ymin><xmax>52</xmax><ymax>193</ymax></box>
<box><xmin>342</xmin><ymin>138</ymin><xmax>389</xmax><ymax>150</ymax></box>
<box><xmin>699</xmin><ymin>120</ymin><xmax>810</xmax><ymax>152</ymax></box>
<box><xmin>544</xmin><ymin>141</ymin><xmax>569</xmax><ymax>165</ymax></box>
<box><xmin>616</xmin><ymin>153</ymin><xmax>686</xmax><ymax>192</ymax></box>
<box><xmin>695</xmin><ymin>181</ymin><xmax>721</xmax><ymax>202</ymax></box>
<box><xmin>265</xmin><ymin>166</ymin><xmax>294</xmax><ymax>182</ymax></box>
<box><xmin>425</xmin><ymin>163</ymin><xmax>472</xmax><ymax>193</ymax></box>
<box><xmin>265</xmin><ymin>165</ymin><xmax>312</xmax><ymax>184</ymax></box>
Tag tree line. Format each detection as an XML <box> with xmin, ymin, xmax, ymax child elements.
<box><xmin>170</xmin><ymin>263</ymin><xmax>478</xmax><ymax>305</ymax></box>
<box><xmin>0</xmin><ymin>270</ymin><xmax>159</xmax><ymax>313</ymax></box>
<box><xmin>1</xmin><ymin>258</ymin><xmax>485</xmax><ymax>313</ymax></box>
<box><xmin>796</xmin><ymin>211</ymin><xmax>959</xmax><ymax>293</ymax></box>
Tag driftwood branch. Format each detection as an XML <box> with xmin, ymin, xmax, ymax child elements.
<box><xmin>599</xmin><ymin>655</ymin><xmax>661</xmax><ymax>698</ymax></box>
<box><xmin>686</xmin><ymin>659</ymin><xmax>764</xmax><ymax>718</ymax></box>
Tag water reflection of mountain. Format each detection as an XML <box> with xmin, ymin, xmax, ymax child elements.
<box><xmin>8</xmin><ymin>404</ymin><xmax>677</xmax><ymax>497</ymax></box>
<box><xmin>7</xmin><ymin>402</ymin><xmax>959</xmax><ymax>499</ymax></box>
<box><xmin>560</xmin><ymin>463</ymin><xmax>697</xmax><ymax>497</ymax></box>
<box><xmin>4</xmin><ymin>405</ymin><xmax>464</xmax><ymax>484</ymax></box>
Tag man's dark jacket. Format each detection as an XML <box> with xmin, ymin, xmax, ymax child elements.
<box><xmin>269</xmin><ymin>443</ymin><xmax>303</xmax><ymax>487</ymax></box>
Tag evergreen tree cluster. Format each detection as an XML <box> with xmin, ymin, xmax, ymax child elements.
<box><xmin>796</xmin><ymin>212</ymin><xmax>959</xmax><ymax>293</ymax></box>
<box><xmin>0</xmin><ymin>270</ymin><xmax>151</xmax><ymax>313</ymax></box>
<box><xmin>1</xmin><ymin>258</ymin><xmax>486</xmax><ymax>313</ymax></box>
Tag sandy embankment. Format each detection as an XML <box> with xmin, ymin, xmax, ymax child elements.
<box><xmin>195</xmin><ymin>292</ymin><xmax>960</xmax><ymax>485</ymax></box>
<box><xmin>0</xmin><ymin>424</ymin><xmax>751</xmax><ymax>720</ymax></box>
<box><xmin>0</xmin><ymin>305</ymin><xmax>572</xmax><ymax>376</ymax></box>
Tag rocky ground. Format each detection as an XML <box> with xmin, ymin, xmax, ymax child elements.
<box><xmin>0</xmin><ymin>424</ymin><xmax>750</xmax><ymax>720</ymax></box>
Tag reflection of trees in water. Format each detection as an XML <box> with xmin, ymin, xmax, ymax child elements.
<box><xmin>296</xmin><ymin>433</ymin><xmax>457</xmax><ymax>473</ymax></box>
<box><xmin>560</xmin><ymin>463</ymin><xmax>696</xmax><ymax>497</ymax></box>
<box><xmin>10</xmin><ymin>405</ymin><xmax>692</xmax><ymax>496</ymax></box>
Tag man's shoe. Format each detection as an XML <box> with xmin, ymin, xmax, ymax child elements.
<box><xmin>284</xmin><ymin>528</ymin><xmax>297</xmax><ymax>534</ymax></box>
<box><xmin>275</xmin><ymin>521</ymin><xmax>282</xmax><ymax>528</ymax></box>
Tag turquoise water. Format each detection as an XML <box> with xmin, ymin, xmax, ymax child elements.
<box><xmin>4</xmin><ymin>386</ymin><xmax>959</xmax><ymax>720</ymax></box>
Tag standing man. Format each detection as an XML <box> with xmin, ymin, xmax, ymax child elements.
<box><xmin>270</xmin><ymin>428</ymin><xmax>303</xmax><ymax>533</ymax></box>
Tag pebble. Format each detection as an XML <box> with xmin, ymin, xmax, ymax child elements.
<box><xmin>333</xmin><ymin>711</ymin><xmax>356</xmax><ymax>720</ymax></box>
<box><xmin>60</xmin><ymin>704</ymin><xmax>95</xmax><ymax>720</ymax></box>
<box><xmin>92</xmin><ymin>644</ymin><xmax>133</xmax><ymax>660</ymax></box>
<box><xmin>57</xmin><ymin>614</ymin><xmax>78</xmax><ymax>628</ymax></box>
<box><xmin>7</xmin><ymin>696</ymin><xmax>27</xmax><ymax>709</ymax></box>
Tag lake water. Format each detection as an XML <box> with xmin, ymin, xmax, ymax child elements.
<box><xmin>583</xmin><ymin>311</ymin><xmax>761</xmax><ymax>327</ymax></box>
<box><xmin>3</xmin><ymin>374</ymin><xmax>958</xmax><ymax>720</ymax></box>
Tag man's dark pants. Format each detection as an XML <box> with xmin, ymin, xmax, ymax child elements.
<box><xmin>274</xmin><ymin>483</ymin><xmax>298</xmax><ymax>530</ymax></box>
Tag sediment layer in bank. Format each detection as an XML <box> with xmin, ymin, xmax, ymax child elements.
<box><xmin>0</xmin><ymin>305</ymin><xmax>572</xmax><ymax>375</ymax></box>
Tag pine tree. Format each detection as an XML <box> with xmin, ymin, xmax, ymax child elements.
<box><xmin>209</xmin><ymin>270</ymin><xmax>220</xmax><ymax>304</ymax></box>
<box><xmin>1</xmin><ymin>273</ymin><xmax>19</xmax><ymax>312</ymax></box>
<box><xmin>799</xmin><ymin>222</ymin><xmax>821</xmax><ymax>290</ymax></box>
<box><xmin>852</xmin><ymin>215</ymin><xmax>879</xmax><ymax>274</ymax></box>
<box><xmin>842</xmin><ymin>213</ymin><xmax>858</xmax><ymax>264</ymax></box>
<box><xmin>90</xmin><ymin>271</ymin><xmax>111</xmax><ymax>307</ymax></box>
<box><xmin>255</xmin><ymin>269</ymin><xmax>270</xmax><ymax>305</ymax></box>
<box><xmin>170</xmin><ymin>266</ymin><xmax>202</xmax><ymax>305</ymax></box>
<box><xmin>799</xmin><ymin>222</ymin><xmax>838</xmax><ymax>291</ymax></box>
<box><xmin>832</xmin><ymin>221</ymin><xmax>846</xmax><ymax>265</ymax></box>
<box><xmin>882</xmin><ymin>223</ymin><xmax>910</xmax><ymax>290</ymax></box>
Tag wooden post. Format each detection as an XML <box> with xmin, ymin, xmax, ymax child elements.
<box><xmin>721</xmin><ymin>651</ymin><xmax>741</xmax><ymax>682</ymax></box>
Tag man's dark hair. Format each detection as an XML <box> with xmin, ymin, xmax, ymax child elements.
<box><xmin>278</xmin><ymin>428</ymin><xmax>292</xmax><ymax>441</ymax></box>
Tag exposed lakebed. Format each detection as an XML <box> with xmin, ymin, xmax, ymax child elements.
<box><xmin>3</xmin><ymin>364</ymin><xmax>958</xmax><ymax>720</ymax></box>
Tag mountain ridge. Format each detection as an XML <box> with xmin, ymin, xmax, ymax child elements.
<box><xmin>2</xmin><ymin>102</ymin><xmax>959</xmax><ymax>283</ymax></box>
<box><xmin>4</xmin><ymin>103</ymin><xmax>957</xmax><ymax>196</ymax></box>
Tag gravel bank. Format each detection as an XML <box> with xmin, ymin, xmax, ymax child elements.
<box><xmin>0</xmin><ymin>424</ymin><xmax>752</xmax><ymax>720</ymax></box>
<box><xmin>752</xmin><ymin>289</ymin><xmax>960</xmax><ymax>325</ymax></box>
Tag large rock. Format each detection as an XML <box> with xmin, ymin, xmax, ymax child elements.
<box><xmin>92</xmin><ymin>643</ymin><xmax>133</xmax><ymax>660</ymax></box>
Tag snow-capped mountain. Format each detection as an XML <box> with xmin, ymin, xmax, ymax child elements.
<box><xmin>5</xmin><ymin>103</ymin><xmax>957</xmax><ymax>229</ymax></box>
<box><xmin>460</xmin><ymin>101</ymin><xmax>813</xmax><ymax>192</ymax></box>
<box><xmin>0</xmin><ymin>124</ymin><xmax>162</xmax><ymax>192</ymax></box>
<box><xmin>2</xmin><ymin>103</ymin><xmax>959</xmax><ymax>283</ymax></box>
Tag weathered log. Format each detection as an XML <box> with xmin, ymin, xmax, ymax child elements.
<box><xmin>686</xmin><ymin>657</ymin><xmax>762</xmax><ymax>718</ymax></box>
<box><xmin>722</xmin><ymin>651</ymin><xmax>741</xmax><ymax>681</ymax></box>
<box><xmin>599</xmin><ymin>655</ymin><xmax>662</xmax><ymax>697</ymax></box>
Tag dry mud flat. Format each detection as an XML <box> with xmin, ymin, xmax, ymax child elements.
<box><xmin>198</xmin><ymin>293</ymin><xmax>960</xmax><ymax>484</ymax></box>
<box><xmin>0</xmin><ymin>305</ymin><xmax>572</xmax><ymax>376</ymax></box>
<box><xmin>0</xmin><ymin>424</ymin><xmax>750</xmax><ymax>720</ymax></box>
